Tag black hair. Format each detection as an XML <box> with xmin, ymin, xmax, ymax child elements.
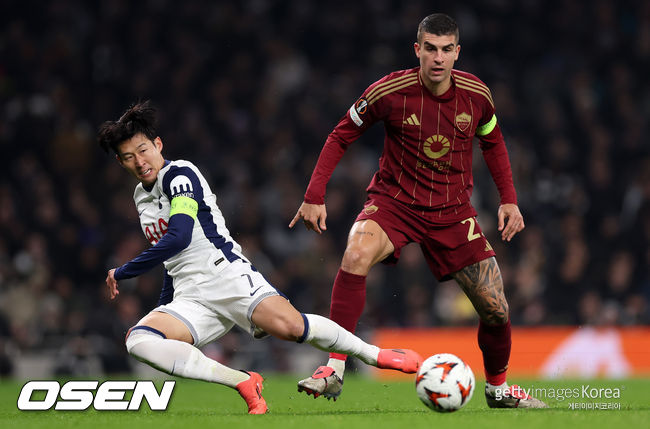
<box><xmin>417</xmin><ymin>13</ymin><xmax>459</xmax><ymax>43</ymax></box>
<box><xmin>98</xmin><ymin>100</ymin><xmax>157</xmax><ymax>154</ymax></box>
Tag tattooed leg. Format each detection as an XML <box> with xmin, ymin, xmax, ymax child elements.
<box><xmin>450</xmin><ymin>257</ymin><xmax>509</xmax><ymax>325</ymax></box>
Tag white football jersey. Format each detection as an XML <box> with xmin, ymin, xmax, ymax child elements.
<box><xmin>133</xmin><ymin>160</ymin><xmax>245</xmax><ymax>288</ymax></box>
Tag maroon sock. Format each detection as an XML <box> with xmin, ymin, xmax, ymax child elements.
<box><xmin>478</xmin><ymin>319</ymin><xmax>511</xmax><ymax>385</ymax></box>
<box><xmin>328</xmin><ymin>269</ymin><xmax>367</xmax><ymax>361</ymax></box>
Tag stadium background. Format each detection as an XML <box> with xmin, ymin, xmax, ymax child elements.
<box><xmin>0</xmin><ymin>0</ymin><xmax>648</xmax><ymax>379</ymax></box>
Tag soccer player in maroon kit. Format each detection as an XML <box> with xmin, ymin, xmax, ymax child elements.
<box><xmin>290</xmin><ymin>14</ymin><xmax>547</xmax><ymax>408</ymax></box>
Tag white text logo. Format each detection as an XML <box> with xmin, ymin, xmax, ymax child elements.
<box><xmin>17</xmin><ymin>380</ymin><xmax>175</xmax><ymax>411</ymax></box>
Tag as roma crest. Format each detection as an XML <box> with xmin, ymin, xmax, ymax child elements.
<box><xmin>455</xmin><ymin>112</ymin><xmax>472</xmax><ymax>132</ymax></box>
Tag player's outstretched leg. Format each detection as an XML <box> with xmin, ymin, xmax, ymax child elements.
<box><xmin>485</xmin><ymin>384</ymin><xmax>548</xmax><ymax>408</ymax></box>
<box><xmin>296</xmin><ymin>348</ymin><xmax>422</xmax><ymax>401</ymax></box>
<box><xmin>296</xmin><ymin>314</ymin><xmax>422</xmax><ymax>400</ymax></box>
<box><xmin>235</xmin><ymin>371</ymin><xmax>268</xmax><ymax>414</ymax></box>
<box><xmin>376</xmin><ymin>348</ymin><xmax>423</xmax><ymax>372</ymax></box>
<box><xmin>125</xmin><ymin>326</ymin><xmax>268</xmax><ymax>414</ymax></box>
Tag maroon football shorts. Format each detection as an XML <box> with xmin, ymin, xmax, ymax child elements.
<box><xmin>355</xmin><ymin>194</ymin><xmax>496</xmax><ymax>280</ymax></box>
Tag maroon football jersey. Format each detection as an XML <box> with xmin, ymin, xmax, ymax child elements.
<box><xmin>305</xmin><ymin>67</ymin><xmax>516</xmax><ymax>223</ymax></box>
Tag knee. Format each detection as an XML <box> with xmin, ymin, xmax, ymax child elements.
<box><xmin>286</xmin><ymin>319</ymin><xmax>306</xmax><ymax>342</ymax></box>
<box><xmin>125</xmin><ymin>326</ymin><xmax>164</xmax><ymax>356</ymax></box>
<box><xmin>125</xmin><ymin>327</ymin><xmax>137</xmax><ymax>354</ymax></box>
<box><xmin>482</xmin><ymin>303</ymin><xmax>510</xmax><ymax>325</ymax></box>
<box><xmin>266</xmin><ymin>315</ymin><xmax>305</xmax><ymax>342</ymax></box>
<box><xmin>341</xmin><ymin>246</ymin><xmax>373</xmax><ymax>273</ymax></box>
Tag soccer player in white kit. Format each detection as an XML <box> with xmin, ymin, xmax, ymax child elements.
<box><xmin>98</xmin><ymin>101</ymin><xmax>423</xmax><ymax>414</ymax></box>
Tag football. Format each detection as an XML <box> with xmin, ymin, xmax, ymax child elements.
<box><xmin>415</xmin><ymin>353</ymin><xmax>475</xmax><ymax>412</ymax></box>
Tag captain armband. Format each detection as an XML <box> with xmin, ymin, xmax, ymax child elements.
<box><xmin>169</xmin><ymin>196</ymin><xmax>198</xmax><ymax>220</ymax></box>
<box><xmin>476</xmin><ymin>114</ymin><xmax>497</xmax><ymax>136</ymax></box>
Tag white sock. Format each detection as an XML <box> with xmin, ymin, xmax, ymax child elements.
<box><xmin>302</xmin><ymin>314</ymin><xmax>379</xmax><ymax>367</ymax></box>
<box><xmin>126</xmin><ymin>329</ymin><xmax>249</xmax><ymax>388</ymax></box>
<box><xmin>326</xmin><ymin>358</ymin><xmax>346</xmax><ymax>376</ymax></box>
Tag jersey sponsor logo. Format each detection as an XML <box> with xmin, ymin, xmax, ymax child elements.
<box><xmin>145</xmin><ymin>218</ymin><xmax>169</xmax><ymax>245</ymax></box>
<box><xmin>416</xmin><ymin>159</ymin><xmax>451</xmax><ymax>173</ymax></box>
<box><xmin>403</xmin><ymin>113</ymin><xmax>421</xmax><ymax>126</ymax></box>
<box><xmin>17</xmin><ymin>380</ymin><xmax>175</xmax><ymax>411</ymax></box>
<box><xmin>423</xmin><ymin>135</ymin><xmax>450</xmax><ymax>159</ymax></box>
<box><xmin>455</xmin><ymin>112</ymin><xmax>472</xmax><ymax>132</ymax></box>
<box><xmin>363</xmin><ymin>205</ymin><xmax>379</xmax><ymax>215</ymax></box>
<box><xmin>170</xmin><ymin>175</ymin><xmax>193</xmax><ymax>197</ymax></box>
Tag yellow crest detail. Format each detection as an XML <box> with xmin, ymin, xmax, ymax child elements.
<box><xmin>363</xmin><ymin>205</ymin><xmax>379</xmax><ymax>215</ymax></box>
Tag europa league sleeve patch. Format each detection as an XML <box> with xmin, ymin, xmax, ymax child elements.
<box><xmin>348</xmin><ymin>97</ymin><xmax>368</xmax><ymax>126</ymax></box>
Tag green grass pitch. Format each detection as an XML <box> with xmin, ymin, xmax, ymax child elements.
<box><xmin>2</xmin><ymin>375</ymin><xmax>649</xmax><ymax>429</ymax></box>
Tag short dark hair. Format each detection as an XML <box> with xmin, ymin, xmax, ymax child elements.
<box><xmin>98</xmin><ymin>100</ymin><xmax>157</xmax><ymax>154</ymax></box>
<box><xmin>417</xmin><ymin>13</ymin><xmax>459</xmax><ymax>43</ymax></box>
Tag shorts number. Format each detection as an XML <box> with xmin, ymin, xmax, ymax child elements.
<box><xmin>461</xmin><ymin>217</ymin><xmax>481</xmax><ymax>242</ymax></box>
<box><xmin>242</xmin><ymin>274</ymin><xmax>262</xmax><ymax>296</ymax></box>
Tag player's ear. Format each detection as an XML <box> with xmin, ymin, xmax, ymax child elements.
<box><xmin>455</xmin><ymin>44</ymin><xmax>460</xmax><ymax>60</ymax></box>
<box><xmin>153</xmin><ymin>136</ymin><xmax>163</xmax><ymax>153</ymax></box>
<box><xmin>414</xmin><ymin>42</ymin><xmax>421</xmax><ymax>58</ymax></box>
<box><xmin>115</xmin><ymin>153</ymin><xmax>123</xmax><ymax>166</ymax></box>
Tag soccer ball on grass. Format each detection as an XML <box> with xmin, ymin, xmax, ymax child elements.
<box><xmin>415</xmin><ymin>353</ymin><xmax>475</xmax><ymax>412</ymax></box>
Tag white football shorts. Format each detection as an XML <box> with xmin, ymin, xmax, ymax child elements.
<box><xmin>152</xmin><ymin>258</ymin><xmax>280</xmax><ymax>348</ymax></box>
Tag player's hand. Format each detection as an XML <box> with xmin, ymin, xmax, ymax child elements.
<box><xmin>106</xmin><ymin>268</ymin><xmax>120</xmax><ymax>300</ymax></box>
<box><xmin>497</xmin><ymin>203</ymin><xmax>525</xmax><ymax>242</ymax></box>
<box><xmin>289</xmin><ymin>202</ymin><xmax>327</xmax><ymax>234</ymax></box>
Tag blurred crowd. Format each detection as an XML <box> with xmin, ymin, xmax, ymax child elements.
<box><xmin>0</xmin><ymin>0</ymin><xmax>648</xmax><ymax>376</ymax></box>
